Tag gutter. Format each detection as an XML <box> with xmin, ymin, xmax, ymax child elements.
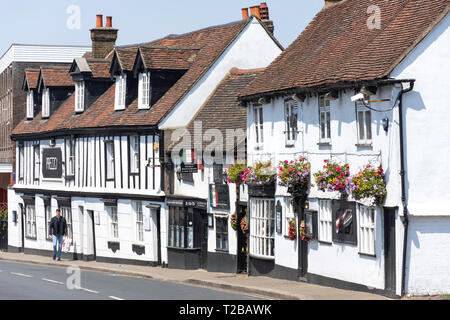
<box><xmin>398</xmin><ymin>80</ymin><xmax>415</xmax><ymax>297</ymax></box>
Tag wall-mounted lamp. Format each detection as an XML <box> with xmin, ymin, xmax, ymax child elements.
<box><xmin>382</xmin><ymin>117</ymin><xmax>389</xmax><ymax>132</ymax></box>
<box><xmin>258</xmin><ymin>97</ymin><xmax>269</xmax><ymax>105</ymax></box>
<box><xmin>292</xmin><ymin>93</ymin><xmax>306</xmax><ymax>103</ymax></box>
<box><xmin>50</xmin><ymin>138</ymin><xmax>56</xmax><ymax>147</ymax></box>
<box><xmin>324</xmin><ymin>90</ymin><xmax>339</xmax><ymax>101</ymax></box>
<box><xmin>360</xmin><ymin>86</ymin><xmax>378</xmax><ymax>96</ymax></box>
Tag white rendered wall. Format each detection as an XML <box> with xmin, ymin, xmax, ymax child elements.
<box><xmin>159</xmin><ymin>18</ymin><xmax>282</xmax><ymax>129</ymax></box>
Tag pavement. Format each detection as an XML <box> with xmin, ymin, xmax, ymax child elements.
<box><xmin>0</xmin><ymin>251</ymin><xmax>390</xmax><ymax>300</ymax></box>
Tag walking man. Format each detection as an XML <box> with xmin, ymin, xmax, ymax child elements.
<box><xmin>48</xmin><ymin>209</ymin><xmax>68</xmax><ymax>261</ymax></box>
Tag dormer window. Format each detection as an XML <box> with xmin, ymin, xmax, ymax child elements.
<box><xmin>75</xmin><ymin>81</ymin><xmax>85</xmax><ymax>113</ymax></box>
<box><xmin>26</xmin><ymin>90</ymin><xmax>34</xmax><ymax>119</ymax></box>
<box><xmin>42</xmin><ymin>88</ymin><xmax>50</xmax><ymax>118</ymax></box>
<box><xmin>138</xmin><ymin>72</ymin><xmax>151</xmax><ymax>109</ymax></box>
<box><xmin>114</xmin><ymin>74</ymin><xmax>127</xmax><ymax>110</ymax></box>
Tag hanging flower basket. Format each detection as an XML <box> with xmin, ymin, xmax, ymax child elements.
<box><xmin>347</xmin><ymin>164</ymin><xmax>387</xmax><ymax>206</ymax></box>
<box><xmin>278</xmin><ymin>157</ymin><xmax>311</xmax><ymax>198</ymax></box>
<box><xmin>242</xmin><ymin>161</ymin><xmax>277</xmax><ymax>197</ymax></box>
<box><xmin>226</xmin><ymin>163</ymin><xmax>247</xmax><ymax>185</ymax></box>
<box><xmin>230</xmin><ymin>213</ymin><xmax>238</xmax><ymax>231</ymax></box>
<box><xmin>240</xmin><ymin>214</ymin><xmax>249</xmax><ymax>235</ymax></box>
<box><xmin>314</xmin><ymin>160</ymin><xmax>350</xmax><ymax>196</ymax></box>
<box><xmin>288</xmin><ymin>219</ymin><xmax>297</xmax><ymax>241</ymax></box>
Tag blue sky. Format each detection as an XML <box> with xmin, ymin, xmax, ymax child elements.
<box><xmin>1</xmin><ymin>1</ymin><xmax>323</xmax><ymax>54</ymax></box>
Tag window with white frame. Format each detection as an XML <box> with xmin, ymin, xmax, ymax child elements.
<box><xmin>45</xmin><ymin>205</ymin><xmax>52</xmax><ymax>238</ymax></box>
<box><xmin>107</xmin><ymin>206</ymin><xmax>119</xmax><ymax>240</ymax></box>
<box><xmin>359</xmin><ymin>206</ymin><xmax>375</xmax><ymax>255</ymax></box>
<box><xmin>250</xmin><ymin>198</ymin><xmax>275</xmax><ymax>258</ymax></box>
<box><xmin>284</xmin><ymin>100</ymin><xmax>298</xmax><ymax>146</ymax></box>
<box><xmin>26</xmin><ymin>90</ymin><xmax>34</xmax><ymax>119</ymax></box>
<box><xmin>105</xmin><ymin>141</ymin><xmax>115</xmax><ymax>181</ymax></box>
<box><xmin>25</xmin><ymin>205</ymin><xmax>36</xmax><ymax>239</ymax></box>
<box><xmin>318</xmin><ymin>95</ymin><xmax>331</xmax><ymax>143</ymax></box>
<box><xmin>65</xmin><ymin>138</ymin><xmax>75</xmax><ymax>177</ymax></box>
<box><xmin>133</xmin><ymin>201</ymin><xmax>144</xmax><ymax>242</ymax></box>
<box><xmin>283</xmin><ymin>197</ymin><xmax>295</xmax><ymax>237</ymax></box>
<box><xmin>61</xmin><ymin>207</ymin><xmax>72</xmax><ymax>238</ymax></box>
<box><xmin>356</xmin><ymin>98</ymin><xmax>372</xmax><ymax>145</ymax></box>
<box><xmin>253</xmin><ymin>104</ymin><xmax>264</xmax><ymax>149</ymax></box>
<box><xmin>114</xmin><ymin>73</ymin><xmax>127</xmax><ymax>110</ymax></box>
<box><xmin>318</xmin><ymin>200</ymin><xmax>332</xmax><ymax>243</ymax></box>
<box><xmin>18</xmin><ymin>145</ymin><xmax>24</xmax><ymax>181</ymax></box>
<box><xmin>33</xmin><ymin>144</ymin><xmax>40</xmax><ymax>181</ymax></box>
<box><xmin>42</xmin><ymin>88</ymin><xmax>50</xmax><ymax>118</ymax></box>
<box><xmin>138</xmin><ymin>71</ymin><xmax>151</xmax><ymax>109</ymax></box>
<box><xmin>75</xmin><ymin>81</ymin><xmax>85</xmax><ymax>112</ymax></box>
<box><xmin>130</xmin><ymin>135</ymin><xmax>140</xmax><ymax>174</ymax></box>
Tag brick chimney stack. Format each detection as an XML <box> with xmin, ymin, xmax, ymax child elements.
<box><xmin>90</xmin><ymin>15</ymin><xmax>118</xmax><ymax>59</ymax></box>
<box><xmin>241</xmin><ymin>3</ymin><xmax>274</xmax><ymax>35</ymax></box>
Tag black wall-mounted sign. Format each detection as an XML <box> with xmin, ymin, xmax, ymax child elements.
<box><xmin>276</xmin><ymin>200</ymin><xmax>282</xmax><ymax>234</ymax></box>
<box><xmin>42</xmin><ymin>148</ymin><xmax>63</xmax><ymax>179</ymax></box>
<box><xmin>167</xmin><ymin>198</ymin><xmax>207</xmax><ymax>210</ymax></box>
<box><xmin>332</xmin><ymin>200</ymin><xmax>357</xmax><ymax>245</ymax></box>
<box><xmin>209</xmin><ymin>184</ymin><xmax>230</xmax><ymax>210</ymax></box>
<box><xmin>181</xmin><ymin>162</ymin><xmax>198</xmax><ymax>174</ymax></box>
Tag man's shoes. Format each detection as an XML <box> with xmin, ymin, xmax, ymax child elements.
<box><xmin>53</xmin><ymin>256</ymin><xmax>56</xmax><ymax>260</ymax></box>
<box><xmin>57</xmin><ymin>258</ymin><xmax>61</xmax><ymax>261</ymax></box>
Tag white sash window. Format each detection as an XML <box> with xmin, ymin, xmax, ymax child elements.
<box><xmin>358</xmin><ymin>206</ymin><xmax>376</xmax><ymax>255</ymax></box>
<box><xmin>250</xmin><ymin>198</ymin><xmax>275</xmax><ymax>259</ymax></box>
<box><xmin>61</xmin><ymin>207</ymin><xmax>73</xmax><ymax>239</ymax></box>
<box><xmin>253</xmin><ymin>104</ymin><xmax>264</xmax><ymax>149</ymax></box>
<box><xmin>25</xmin><ymin>206</ymin><xmax>36</xmax><ymax>239</ymax></box>
<box><xmin>33</xmin><ymin>144</ymin><xmax>40</xmax><ymax>181</ymax></box>
<box><xmin>138</xmin><ymin>72</ymin><xmax>151</xmax><ymax>109</ymax></box>
<box><xmin>26</xmin><ymin>90</ymin><xmax>34</xmax><ymax>119</ymax></box>
<box><xmin>130</xmin><ymin>135</ymin><xmax>140</xmax><ymax>174</ymax></box>
<box><xmin>107</xmin><ymin>206</ymin><xmax>119</xmax><ymax>240</ymax></box>
<box><xmin>319</xmin><ymin>95</ymin><xmax>331</xmax><ymax>143</ymax></box>
<box><xmin>65</xmin><ymin>138</ymin><xmax>75</xmax><ymax>177</ymax></box>
<box><xmin>42</xmin><ymin>88</ymin><xmax>50</xmax><ymax>118</ymax></box>
<box><xmin>284</xmin><ymin>100</ymin><xmax>298</xmax><ymax>146</ymax></box>
<box><xmin>318</xmin><ymin>200</ymin><xmax>332</xmax><ymax>243</ymax></box>
<box><xmin>75</xmin><ymin>81</ymin><xmax>85</xmax><ymax>112</ymax></box>
<box><xmin>105</xmin><ymin>141</ymin><xmax>115</xmax><ymax>181</ymax></box>
<box><xmin>114</xmin><ymin>74</ymin><xmax>127</xmax><ymax>110</ymax></box>
<box><xmin>356</xmin><ymin>98</ymin><xmax>373</xmax><ymax>145</ymax></box>
<box><xmin>133</xmin><ymin>201</ymin><xmax>144</xmax><ymax>242</ymax></box>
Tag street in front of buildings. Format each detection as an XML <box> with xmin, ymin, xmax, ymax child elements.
<box><xmin>0</xmin><ymin>260</ymin><xmax>258</xmax><ymax>300</ymax></box>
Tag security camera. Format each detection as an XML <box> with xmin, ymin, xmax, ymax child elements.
<box><xmin>351</xmin><ymin>93</ymin><xmax>365</xmax><ymax>102</ymax></box>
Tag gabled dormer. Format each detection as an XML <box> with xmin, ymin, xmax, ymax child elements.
<box><xmin>69</xmin><ymin>58</ymin><xmax>113</xmax><ymax>113</ymax></box>
<box><xmin>110</xmin><ymin>48</ymin><xmax>137</xmax><ymax>111</ymax></box>
<box><xmin>37</xmin><ymin>66</ymin><xmax>74</xmax><ymax>119</ymax></box>
<box><xmin>132</xmin><ymin>46</ymin><xmax>198</xmax><ymax>110</ymax></box>
<box><xmin>22</xmin><ymin>69</ymin><xmax>40</xmax><ymax>120</ymax></box>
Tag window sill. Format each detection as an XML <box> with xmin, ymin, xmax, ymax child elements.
<box><xmin>359</xmin><ymin>252</ymin><xmax>376</xmax><ymax>258</ymax></box>
<box><xmin>25</xmin><ymin>236</ymin><xmax>37</xmax><ymax>241</ymax></box>
<box><xmin>215</xmin><ymin>249</ymin><xmax>229</xmax><ymax>253</ymax></box>
<box><xmin>318</xmin><ymin>240</ymin><xmax>332</xmax><ymax>245</ymax></box>
<box><xmin>355</xmin><ymin>143</ymin><xmax>373</xmax><ymax>148</ymax></box>
<box><xmin>285</xmin><ymin>143</ymin><xmax>295</xmax><ymax>148</ymax></box>
<box><xmin>167</xmin><ymin>246</ymin><xmax>201</xmax><ymax>251</ymax></box>
<box><xmin>317</xmin><ymin>142</ymin><xmax>331</xmax><ymax>147</ymax></box>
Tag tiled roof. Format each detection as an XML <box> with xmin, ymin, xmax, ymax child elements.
<box><xmin>115</xmin><ymin>48</ymin><xmax>137</xmax><ymax>71</ymax></box>
<box><xmin>139</xmin><ymin>46</ymin><xmax>200</xmax><ymax>70</ymax></box>
<box><xmin>23</xmin><ymin>69</ymin><xmax>40</xmax><ymax>90</ymax></box>
<box><xmin>86</xmin><ymin>59</ymin><xmax>112</xmax><ymax>78</ymax></box>
<box><xmin>40</xmin><ymin>66</ymin><xmax>74</xmax><ymax>88</ymax></box>
<box><xmin>169</xmin><ymin>68</ymin><xmax>263</xmax><ymax>151</ymax></box>
<box><xmin>12</xmin><ymin>18</ymin><xmax>253</xmax><ymax>137</ymax></box>
<box><xmin>241</xmin><ymin>0</ymin><xmax>450</xmax><ymax>98</ymax></box>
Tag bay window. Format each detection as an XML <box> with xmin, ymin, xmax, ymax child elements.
<box><xmin>249</xmin><ymin>198</ymin><xmax>275</xmax><ymax>258</ymax></box>
<box><xmin>168</xmin><ymin>207</ymin><xmax>195</xmax><ymax>249</ymax></box>
<box><xmin>114</xmin><ymin>74</ymin><xmax>127</xmax><ymax>110</ymax></box>
<box><xmin>138</xmin><ymin>71</ymin><xmax>151</xmax><ymax>109</ymax></box>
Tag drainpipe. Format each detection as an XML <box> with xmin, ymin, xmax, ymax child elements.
<box><xmin>398</xmin><ymin>80</ymin><xmax>415</xmax><ymax>297</ymax></box>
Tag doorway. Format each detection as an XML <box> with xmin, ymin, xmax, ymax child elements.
<box><xmin>236</xmin><ymin>203</ymin><xmax>248</xmax><ymax>274</ymax></box>
<box><xmin>384</xmin><ymin>207</ymin><xmax>396</xmax><ymax>296</ymax></box>
<box><xmin>86</xmin><ymin>210</ymin><xmax>97</xmax><ymax>261</ymax></box>
<box><xmin>200</xmin><ymin>209</ymin><xmax>208</xmax><ymax>270</ymax></box>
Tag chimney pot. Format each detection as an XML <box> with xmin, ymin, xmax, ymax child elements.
<box><xmin>259</xmin><ymin>2</ymin><xmax>270</xmax><ymax>20</ymax></box>
<box><xmin>96</xmin><ymin>14</ymin><xmax>103</xmax><ymax>28</ymax></box>
<box><xmin>106</xmin><ymin>16</ymin><xmax>112</xmax><ymax>27</ymax></box>
<box><xmin>249</xmin><ymin>5</ymin><xmax>261</xmax><ymax>19</ymax></box>
<box><xmin>241</xmin><ymin>8</ymin><xmax>249</xmax><ymax>20</ymax></box>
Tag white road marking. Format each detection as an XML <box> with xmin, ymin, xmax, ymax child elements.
<box><xmin>42</xmin><ymin>278</ymin><xmax>64</xmax><ymax>285</ymax></box>
<box><xmin>11</xmin><ymin>272</ymin><xmax>32</xmax><ymax>278</ymax></box>
<box><xmin>109</xmin><ymin>296</ymin><xmax>124</xmax><ymax>300</ymax></box>
<box><xmin>80</xmin><ymin>288</ymin><xmax>99</xmax><ymax>294</ymax></box>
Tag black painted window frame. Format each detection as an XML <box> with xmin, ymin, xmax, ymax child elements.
<box><xmin>215</xmin><ymin>216</ymin><xmax>229</xmax><ymax>252</ymax></box>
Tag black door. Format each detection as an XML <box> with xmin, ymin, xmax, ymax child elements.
<box><xmin>20</xmin><ymin>204</ymin><xmax>24</xmax><ymax>252</ymax></box>
<box><xmin>0</xmin><ymin>218</ymin><xmax>7</xmax><ymax>251</ymax></box>
<box><xmin>236</xmin><ymin>204</ymin><xmax>248</xmax><ymax>274</ymax></box>
<box><xmin>199</xmin><ymin>209</ymin><xmax>208</xmax><ymax>270</ymax></box>
<box><xmin>297</xmin><ymin>204</ymin><xmax>308</xmax><ymax>280</ymax></box>
<box><xmin>156</xmin><ymin>209</ymin><xmax>162</xmax><ymax>265</ymax></box>
<box><xmin>384</xmin><ymin>207</ymin><xmax>396</xmax><ymax>296</ymax></box>
<box><xmin>88</xmin><ymin>210</ymin><xmax>97</xmax><ymax>260</ymax></box>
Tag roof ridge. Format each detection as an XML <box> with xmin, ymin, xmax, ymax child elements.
<box><xmin>230</xmin><ymin>67</ymin><xmax>265</xmax><ymax>74</ymax></box>
<box><xmin>140</xmin><ymin>45</ymin><xmax>201</xmax><ymax>50</ymax></box>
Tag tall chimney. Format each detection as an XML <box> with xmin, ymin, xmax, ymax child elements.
<box><xmin>249</xmin><ymin>6</ymin><xmax>261</xmax><ymax>19</ymax></box>
<box><xmin>242</xmin><ymin>8</ymin><xmax>249</xmax><ymax>20</ymax></box>
<box><xmin>259</xmin><ymin>3</ymin><xmax>274</xmax><ymax>36</ymax></box>
<box><xmin>90</xmin><ymin>14</ymin><xmax>118</xmax><ymax>59</ymax></box>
